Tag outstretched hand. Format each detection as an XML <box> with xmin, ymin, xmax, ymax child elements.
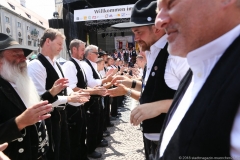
<box><xmin>49</xmin><ymin>78</ymin><xmax>69</xmax><ymax>96</ymax></box>
<box><xmin>15</xmin><ymin>101</ymin><xmax>52</xmax><ymax>130</ymax></box>
<box><xmin>0</xmin><ymin>143</ymin><xmax>10</xmax><ymax>160</ymax></box>
<box><xmin>107</xmin><ymin>83</ymin><xmax>128</xmax><ymax>97</ymax></box>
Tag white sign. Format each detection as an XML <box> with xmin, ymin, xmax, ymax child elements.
<box><xmin>74</xmin><ymin>4</ymin><xmax>134</xmax><ymax>22</ymax></box>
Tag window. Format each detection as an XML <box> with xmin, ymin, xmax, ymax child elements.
<box><xmin>28</xmin><ymin>35</ymin><xmax>31</xmax><ymax>40</ymax></box>
<box><xmin>18</xmin><ymin>32</ymin><xmax>21</xmax><ymax>37</ymax></box>
<box><xmin>25</xmin><ymin>13</ymin><xmax>31</xmax><ymax>19</ymax></box>
<box><xmin>27</xmin><ymin>26</ymin><xmax>30</xmax><ymax>31</ymax></box>
<box><xmin>5</xmin><ymin>16</ymin><xmax>10</xmax><ymax>23</ymax></box>
<box><xmin>34</xmin><ymin>40</ymin><xmax>37</xmax><ymax>47</ymax></box>
<box><xmin>17</xmin><ymin>22</ymin><xmax>21</xmax><ymax>28</ymax></box>
<box><xmin>28</xmin><ymin>41</ymin><xmax>32</xmax><ymax>46</ymax></box>
<box><xmin>7</xmin><ymin>2</ymin><xmax>15</xmax><ymax>10</ymax></box>
<box><xmin>18</xmin><ymin>38</ymin><xmax>23</xmax><ymax>45</ymax></box>
<box><xmin>6</xmin><ymin>27</ymin><xmax>10</xmax><ymax>34</ymax></box>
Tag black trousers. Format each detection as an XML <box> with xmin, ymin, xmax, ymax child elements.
<box><xmin>66</xmin><ymin>105</ymin><xmax>88</xmax><ymax>160</ymax></box>
<box><xmin>85</xmin><ymin>98</ymin><xmax>103</xmax><ymax>153</ymax></box>
<box><xmin>45</xmin><ymin>109</ymin><xmax>70</xmax><ymax>160</ymax></box>
<box><xmin>143</xmin><ymin>135</ymin><xmax>158</xmax><ymax>160</ymax></box>
<box><xmin>103</xmin><ymin>96</ymin><xmax>110</xmax><ymax>130</ymax></box>
<box><xmin>111</xmin><ymin>97</ymin><xmax>118</xmax><ymax>117</ymax></box>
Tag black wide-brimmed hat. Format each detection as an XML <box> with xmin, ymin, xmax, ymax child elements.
<box><xmin>98</xmin><ymin>51</ymin><xmax>108</xmax><ymax>58</ymax></box>
<box><xmin>0</xmin><ymin>33</ymin><xmax>35</xmax><ymax>57</ymax></box>
<box><xmin>111</xmin><ymin>0</ymin><xmax>157</xmax><ymax>28</ymax></box>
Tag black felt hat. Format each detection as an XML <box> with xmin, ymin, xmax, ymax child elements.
<box><xmin>111</xmin><ymin>0</ymin><xmax>157</xmax><ymax>28</ymax></box>
<box><xmin>0</xmin><ymin>33</ymin><xmax>35</xmax><ymax>57</ymax></box>
<box><xmin>98</xmin><ymin>51</ymin><xmax>108</xmax><ymax>57</ymax></box>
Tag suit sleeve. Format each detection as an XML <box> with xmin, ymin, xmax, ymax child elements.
<box><xmin>41</xmin><ymin>91</ymin><xmax>58</xmax><ymax>103</ymax></box>
<box><xmin>0</xmin><ymin>117</ymin><xmax>24</xmax><ymax>144</ymax></box>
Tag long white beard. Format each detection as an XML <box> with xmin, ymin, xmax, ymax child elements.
<box><xmin>0</xmin><ymin>59</ymin><xmax>40</xmax><ymax>108</ymax></box>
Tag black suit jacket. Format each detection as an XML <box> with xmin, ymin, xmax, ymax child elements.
<box><xmin>0</xmin><ymin>77</ymin><xmax>44</xmax><ymax>160</ymax></box>
<box><xmin>157</xmin><ymin>34</ymin><xmax>240</xmax><ymax>159</ymax></box>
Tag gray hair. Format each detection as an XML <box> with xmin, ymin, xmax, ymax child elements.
<box><xmin>84</xmin><ymin>45</ymin><xmax>98</xmax><ymax>58</ymax></box>
<box><xmin>69</xmin><ymin>39</ymin><xmax>86</xmax><ymax>53</ymax></box>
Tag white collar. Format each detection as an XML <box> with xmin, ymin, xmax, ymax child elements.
<box><xmin>187</xmin><ymin>25</ymin><xmax>240</xmax><ymax>68</ymax></box>
<box><xmin>72</xmin><ymin>57</ymin><xmax>81</xmax><ymax>63</ymax></box>
<box><xmin>147</xmin><ymin>34</ymin><xmax>167</xmax><ymax>55</ymax></box>
<box><xmin>88</xmin><ymin>59</ymin><xmax>98</xmax><ymax>70</ymax></box>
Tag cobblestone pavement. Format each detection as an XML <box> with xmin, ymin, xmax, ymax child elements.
<box><xmin>89</xmin><ymin>97</ymin><xmax>145</xmax><ymax>160</ymax></box>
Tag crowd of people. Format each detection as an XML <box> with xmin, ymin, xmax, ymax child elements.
<box><xmin>1</xmin><ymin>0</ymin><xmax>240</xmax><ymax>159</ymax></box>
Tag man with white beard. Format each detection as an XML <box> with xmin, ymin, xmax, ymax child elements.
<box><xmin>0</xmin><ymin>33</ymin><xmax>68</xmax><ymax>160</ymax></box>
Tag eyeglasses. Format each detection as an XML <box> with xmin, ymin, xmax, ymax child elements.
<box><xmin>91</xmin><ymin>52</ymin><xmax>99</xmax><ymax>55</ymax></box>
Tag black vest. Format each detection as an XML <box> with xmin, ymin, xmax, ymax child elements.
<box><xmin>158</xmin><ymin>35</ymin><xmax>240</xmax><ymax>159</ymax></box>
<box><xmin>37</xmin><ymin>53</ymin><xmax>67</xmax><ymax>96</ymax></box>
<box><xmin>70</xmin><ymin>58</ymin><xmax>87</xmax><ymax>89</ymax></box>
<box><xmin>84</xmin><ymin>59</ymin><xmax>100</xmax><ymax>79</ymax></box>
<box><xmin>140</xmin><ymin>44</ymin><xmax>176</xmax><ymax>133</ymax></box>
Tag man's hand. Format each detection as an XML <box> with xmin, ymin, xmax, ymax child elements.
<box><xmin>111</xmin><ymin>75</ymin><xmax>131</xmax><ymax>87</ymax></box>
<box><xmin>93</xmin><ymin>87</ymin><xmax>107</xmax><ymax>96</ymax></box>
<box><xmin>0</xmin><ymin>143</ymin><xmax>9</xmax><ymax>160</ymax></box>
<box><xmin>49</xmin><ymin>78</ymin><xmax>69</xmax><ymax>96</ymax></box>
<box><xmin>68</xmin><ymin>90</ymin><xmax>90</xmax><ymax>103</ymax></box>
<box><xmin>0</xmin><ymin>143</ymin><xmax>7</xmax><ymax>152</ymax></box>
<box><xmin>15</xmin><ymin>101</ymin><xmax>52</xmax><ymax>130</ymax></box>
<box><xmin>107</xmin><ymin>83</ymin><xmax>128</xmax><ymax>97</ymax></box>
<box><xmin>130</xmin><ymin>100</ymin><xmax>173</xmax><ymax>126</ymax></box>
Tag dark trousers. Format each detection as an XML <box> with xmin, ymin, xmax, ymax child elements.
<box><xmin>117</xmin><ymin>96</ymin><xmax>125</xmax><ymax>108</ymax></box>
<box><xmin>45</xmin><ymin>109</ymin><xmax>70</xmax><ymax>160</ymax></box>
<box><xmin>143</xmin><ymin>135</ymin><xmax>158</xmax><ymax>160</ymax></box>
<box><xmin>66</xmin><ymin>105</ymin><xmax>88</xmax><ymax>160</ymax></box>
<box><xmin>103</xmin><ymin>96</ymin><xmax>110</xmax><ymax>130</ymax></box>
<box><xmin>85</xmin><ymin>98</ymin><xmax>102</xmax><ymax>153</ymax></box>
<box><xmin>111</xmin><ymin>97</ymin><xmax>118</xmax><ymax>117</ymax></box>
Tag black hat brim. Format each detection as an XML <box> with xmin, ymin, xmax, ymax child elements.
<box><xmin>0</xmin><ymin>45</ymin><xmax>36</xmax><ymax>57</ymax></box>
<box><xmin>111</xmin><ymin>21</ymin><xmax>155</xmax><ymax>29</ymax></box>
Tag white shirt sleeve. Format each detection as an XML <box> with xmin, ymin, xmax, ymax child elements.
<box><xmin>164</xmin><ymin>55</ymin><xmax>189</xmax><ymax>90</ymax></box>
<box><xmin>80</xmin><ymin>61</ymin><xmax>102</xmax><ymax>88</ymax></box>
<box><xmin>62</xmin><ymin>61</ymin><xmax>78</xmax><ymax>89</ymax></box>
<box><xmin>27</xmin><ymin>59</ymin><xmax>68</xmax><ymax>107</ymax></box>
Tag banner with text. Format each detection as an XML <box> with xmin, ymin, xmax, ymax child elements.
<box><xmin>74</xmin><ymin>4</ymin><xmax>134</xmax><ymax>22</ymax></box>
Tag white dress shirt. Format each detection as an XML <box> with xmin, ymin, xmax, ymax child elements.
<box><xmin>62</xmin><ymin>57</ymin><xmax>86</xmax><ymax>89</ymax></box>
<box><xmin>144</xmin><ymin>34</ymin><xmax>189</xmax><ymax>141</ymax></box>
<box><xmin>27</xmin><ymin>55</ymin><xmax>79</xmax><ymax>107</ymax></box>
<box><xmin>80</xmin><ymin>59</ymin><xmax>102</xmax><ymax>88</ymax></box>
<box><xmin>160</xmin><ymin>25</ymin><xmax>240</xmax><ymax>157</ymax></box>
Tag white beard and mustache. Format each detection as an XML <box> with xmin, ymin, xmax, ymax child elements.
<box><xmin>0</xmin><ymin>58</ymin><xmax>40</xmax><ymax>108</ymax></box>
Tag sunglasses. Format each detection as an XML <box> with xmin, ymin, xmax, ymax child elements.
<box><xmin>92</xmin><ymin>52</ymin><xmax>99</xmax><ymax>55</ymax></box>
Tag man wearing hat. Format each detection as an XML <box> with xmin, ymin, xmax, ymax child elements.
<box><xmin>0</xmin><ymin>33</ymin><xmax>68</xmax><ymax>160</ymax></box>
<box><xmin>111</xmin><ymin>0</ymin><xmax>189</xmax><ymax>159</ymax></box>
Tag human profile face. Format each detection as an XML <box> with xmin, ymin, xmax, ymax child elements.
<box><xmin>97</xmin><ymin>61</ymin><xmax>105</xmax><ymax>71</ymax></box>
<box><xmin>102</xmin><ymin>55</ymin><xmax>108</xmax><ymax>62</ymax></box>
<box><xmin>48</xmin><ymin>35</ymin><xmax>64</xmax><ymax>57</ymax></box>
<box><xmin>1</xmin><ymin>49</ymin><xmax>26</xmax><ymax>68</ymax></box>
<box><xmin>155</xmin><ymin>0</ymin><xmax>223</xmax><ymax>57</ymax></box>
<box><xmin>132</xmin><ymin>26</ymin><xmax>156</xmax><ymax>51</ymax></box>
<box><xmin>76</xmin><ymin>43</ymin><xmax>85</xmax><ymax>60</ymax></box>
<box><xmin>90</xmin><ymin>49</ymin><xmax>99</xmax><ymax>62</ymax></box>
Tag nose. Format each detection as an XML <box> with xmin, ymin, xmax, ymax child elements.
<box><xmin>155</xmin><ymin>8</ymin><xmax>170</xmax><ymax>30</ymax></box>
<box><xmin>134</xmin><ymin>35</ymin><xmax>140</xmax><ymax>41</ymax></box>
<box><xmin>18</xmin><ymin>54</ymin><xmax>26</xmax><ymax>62</ymax></box>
